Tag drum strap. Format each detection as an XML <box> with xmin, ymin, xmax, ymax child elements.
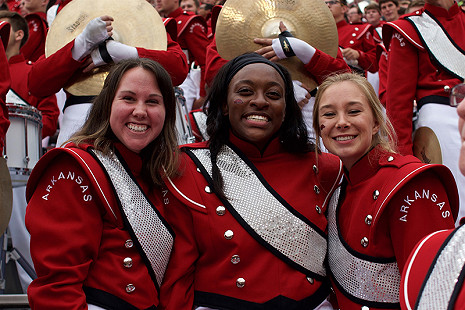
<box><xmin>415</xmin><ymin>224</ymin><xmax>465</xmax><ymax>310</ymax></box>
<box><xmin>186</xmin><ymin>144</ymin><xmax>327</xmax><ymax>280</ymax></box>
<box><xmin>91</xmin><ymin>149</ymin><xmax>174</xmax><ymax>290</ymax></box>
<box><xmin>406</xmin><ymin>10</ymin><xmax>465</xmax><ymax>81</ymax></box>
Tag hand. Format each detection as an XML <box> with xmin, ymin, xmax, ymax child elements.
<box><xmin>293</xmin><ymin>80</ymin><xmax>311</xmax><ymax>110</ymax></box>
<box><xmin>253</xmin><ymin>21</ymin><xmax>289</xmax><ymax>62</ymax></box>
<box><xmin>72</xmin><ymin>15</ymin><xmax>114</xmax><ymax>61</ymax></box>
<box><xmin>341</xmin><ymin>47</ymin><xmax>360</xmax><ymax>61</ymax></box>
<box><xmin>192</xmin><ymin>96</ymin><xmax>206</xmax><ymax>110</ymax></box>
<box><xmin>90</xmin><ymin>40</ymin><xmax>138</xmax><ymax>67</ymax></box>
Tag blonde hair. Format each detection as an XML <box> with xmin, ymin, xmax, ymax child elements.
<box><xmin>313</xmin><ymin>72</ymin><xmax>397</xmax><ymax>154</ymax></box>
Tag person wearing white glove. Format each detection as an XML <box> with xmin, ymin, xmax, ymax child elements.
<box><xmin>90</xmin><ymin>39</ymin><xmax>138</xmax><ymax>66</ymax></box>
<box><xmin>71</xmin><ymin>15</ymin><xmax>114</xmax><ymax>61</ymax></box>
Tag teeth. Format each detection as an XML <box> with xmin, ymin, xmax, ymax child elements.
<box><xmin>335</xmin><ymin>136</ymin><xmax>355</xmax><ymax>141</ymax></box>
<box><xmin>246</xmin><ymin>115</ymin><xmax>268</xmax><ymax>122</ymax></box>
<box><xmin>127</xmin><ymin>123</ymin><xmax>147</xmax><ymax>132</ymax></box>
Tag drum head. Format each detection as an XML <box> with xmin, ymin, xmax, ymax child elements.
<box><xmin>0</xmin><ymin>158</ymin><xmax>13</xmax><ymax>235</ymax></box>
<box><xmin>413</xmin><ymin>126</ymin><xmax>443</xmax><ymax>164</ymax></box>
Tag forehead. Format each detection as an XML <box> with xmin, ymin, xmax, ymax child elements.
<box><xmin>381</xmin><ymin>1</ymin><xmax>396</xmax><ymax>7</ymax></box>
<box><xmin>230</xmin><ymin>63</ymin><xmax>285</xmax><ymax>86</ymax></box>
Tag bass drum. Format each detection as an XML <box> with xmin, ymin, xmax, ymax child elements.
<box><xmin>174</xmin><ymin>87</ymin><xmax>195</xmax><ymax>145</ymax></box>
<box><xmin>4</xmin><ymin>102</ymin><xmax>43</xmax><ymax>186</ymax></box>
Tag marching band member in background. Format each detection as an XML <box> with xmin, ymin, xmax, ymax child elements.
<box><xmin>26</xmin><ymin>58</ymin><xmax>187</xmax><ymax>310</ymax></box>
<box><xmin>400</xmin><ymin>83</ymin><xmax>465</xmax><ymax>310</ymax></box>
<box><xmin>313</xmin><ymin>72</ymin><xmax>458</xmax><ymax>309</ymax></box>
<box><xmin>0</xmin><ymin>20</ymin><xmax>11</xmax><ymax>148</ymax></box>
<box><xmin>160</xmin><ymin>53</ymin><xmax>343</xmax><ymax>310</ymax></box>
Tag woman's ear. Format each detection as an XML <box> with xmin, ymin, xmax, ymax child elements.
<box><xmin>222</xmin><ymin>102</ymin><xmax>229</xmax><ymax>116</ymax></box>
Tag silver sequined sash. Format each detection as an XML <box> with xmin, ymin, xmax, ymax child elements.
<box><xmin>192</xmin><ymin>110</ymin><xmax>209</xmax><ymax>141</ymax></box>
<box><xmin>189</xmin><ymin>145</ymin><xmax>327</xmax><ymax>279</ymax></box>
<box><xmin>328</xmin><ymin>186</ymin><xmax>401</xmax><ymax>306</ymax></box>
<box><xmin>406</xmin><ymin>11</ymin><xmax>465</xmax><ymax>80</ymax></box>
<box><xmin>416</xmin><ymin>224</ymin><xmax>465</xmax><ymax>309</ymax></box>
<box><xmin>92</xmin><ymin>150</ymin><xmax>174</xmax><ymax>288</ymax></box>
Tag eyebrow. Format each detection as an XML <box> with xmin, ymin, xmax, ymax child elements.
<box><xmin>320</xmin><ymin>101</ymin><xmax>363</xmax><ymax>110</ymax></box>
<box><xmin>119</xmin><ymin>90</ymin><xmax>163</xmax><ymax>98</ymax></box>
<box><xmin>235</xmin><ymin>79</ymin><xmax>284</xmax><ymax>88</ymax></box>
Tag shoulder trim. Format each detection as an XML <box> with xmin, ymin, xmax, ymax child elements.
<box><xmin>382</xmin><ymin>20</ymin><xmax>424</xmax><ymax>51</ymax></box>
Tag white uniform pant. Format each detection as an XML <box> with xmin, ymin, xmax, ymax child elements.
<box><xmin>196</xmin><ymin>298</ymin><xmax>334</xmax><ymax>310</ymax></box>
<box><xmin>416</xmin><ymin>103</ymin><xmax>465</xmax><ymax>225</ymax></box>
<box><xmin>179</xmin><ymin>67</ymin><xmax>201</xmax><ymax>113</ymax></box>
<box><xmin>56</xmin><ymin>103</ymin><xmax>93</xmax><ymax>147</ymax></box>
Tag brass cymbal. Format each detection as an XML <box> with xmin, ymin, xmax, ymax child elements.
<box><xmin>215</xmin><ymin>0</ymin><xmax>338</xmax><ymax>90</ymax></box>
<box><xmin>45</xmin><ymin>0</ymin><xmax>167</xmax><ymax>96</ymax></box>
<box><xmin>0</xmin><ymin>158</ymin><xmax>12</xmax><ymax>235</ymax></box>
<box><xmin>413</xmin><ymin>126</ymin><xmax>443</xmax><ymax>164</ymax></box>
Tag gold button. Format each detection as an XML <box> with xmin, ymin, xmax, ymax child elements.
<box><xmin>236</xmin><ymin>277</ymin><xmax>245</xmax><ymax>288</ymax></box>
<box><xmin>365</xmin><ymin>215</ymin><xmax>373</xmax><ymax>225</ymax></box>
<box><xmin>216</xmin><ymin>206</ymin><xmax>226</xmax><ymax>216</ymax></box>
<box><xmin>231</xmin><ymin>255</ymin><xmax>240</xmax><ymax>264</ymax></box>
<box><xmin>125</xmin><ymin>284</ymin><xmax>135</xmax><ymax>293</ymax></box>
<box><xmin>123</xmin><ymin>257</ymin><xmax>133</xmax><ymax>268</ymax></box>
<box><xmin>224</xmin><ymin>230</ymin><xmax>234</xmax><ymax>240</ymax></box>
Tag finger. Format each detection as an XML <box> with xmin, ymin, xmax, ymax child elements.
<box><xmin>253</xmin><ymin>38</ymin><xmax>273</xmax><ymax>46</ymax></box>
<box><xmin>279</xmin><ymin>21</ymin><xmax>288</xmax><ymax>32</ymax></box>
<box><xmin>82</xmin><ymin>62</ymin><xmax>97</xmax><ymax>73</ymax></box>
<box><xmin>254</xmin><ymin>46</ymin><xmax>273</xmax><ymax>55</ymax></box>
<box><xmin>100</xmin><ymin>15</ymin><xmax>114</xmax><ymax>22</ymax></box>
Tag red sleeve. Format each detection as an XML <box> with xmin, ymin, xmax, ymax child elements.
<box><xmin>388</xmin><ymin>170</ymin><xmax>456</xmax><ymax>272</ymax></box>
<box><xmin>28</xmin><ymin>40</ymin><xmax>84</xmax><ymax>98</ymax></box>
<box><xmin>305</xmin><ymin>48</ymin><xmax>350</xmax><ymax>84</ymax></box>
<box><xmin>20</xmin><ymin>14</ymin><xmax>47</xmax><ymax>62</ymax></box>
<box><xmin>183</xmin><ymin>21</ymin><xmax>210</xmax><ymax>97</ymax></box>
<box><xmin>204</xmin><ymin>36</ymin><xmax>227</xmax><ymax>87</ymax></box>
<box><xmin>25</xmin><ymin>154</ymin><xmax>103</xmax><ymax>310</ymax></box>
<box><xmin>377</xmin><ymin>47</ymin><xmax>388</xmax><ymax>107</ymax></box>
<box><xmin>385</xmin><ymin>31</ymin><xmax>418</xmax><ymax>155</ymax></box>
<box><xmin>0</xmin><ymin>43</ymin><xmax>10</xmax><ymax>149</ymax></box>
<box><xmin>136</xmin><ymin>34</ymin><xmax>189</xmax><ymax>87</ymax></box>
<box><xmin>357</xmin><ymin>31</ymin><xmax>378</xmax><ymax>73</ymax></box>
<box><xmin>35</xmin><ymin>94</ymin><xmax>59</xmax><ymax>138</ymax></box>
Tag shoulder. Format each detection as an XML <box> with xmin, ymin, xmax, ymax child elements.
<box><xmin>382</xmin><ymin>15</ymin><xmax>423</xmax><ymax>50</ymax></box>
<box><xmin>317</xmin><ymin>152</ymin><xmax>343</xmax><ymax>194</ymax></box>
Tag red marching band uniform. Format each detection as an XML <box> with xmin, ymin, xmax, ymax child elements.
<box><xmin>25</xmin><ymin>142</ymin><xmax>188</xmax><ymax>310</ymax></box>
<box><xmin>0</xmin><ymin>21</ymin><xmax>11</xmax><ymax>149</ymax></box>
<box><xmin>159</xmin><ymin>134</ymin><xmax>343</xmax><ymax>309</ymax></box>
<box><xmin>327</xmin><ymin>147</ymin><xmax>458</xmax><ymax>310</ymax></box>
<box><xmin>20</xmin><ymin>11</ymin><xmax>48</xmax><ymax>62</ymax></box>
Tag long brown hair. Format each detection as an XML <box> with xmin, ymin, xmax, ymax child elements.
<box><xmin>68</xmin><ymin>58</ymin><xmax>179</xmax><ymax>185</ymax></box>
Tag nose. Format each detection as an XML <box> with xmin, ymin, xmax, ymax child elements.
<box><xmin>336</xmin><ymin>114</ymin><xmax>350</xmax><ymax>129</ymax></box>
<box><xmin>132</xmin><ymin>101</ymin><xmax>147</xmax><ymax>118</ymax></box>
<box><xmin>250</xmin><ymin>93</ymin><xmax>269</xmax><ymax>109</ymax></box>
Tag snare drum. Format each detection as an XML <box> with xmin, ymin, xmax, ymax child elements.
<box><xmin>4</xmin><ymin>103</ymin><xmax>42</xmax><ymax>186</ymax></box>
<box><xmin>174</xmin><ymin>87</ymin><xmax>195</xmax><ymax>145</ymax></box>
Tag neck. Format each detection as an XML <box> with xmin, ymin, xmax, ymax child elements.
<box><xmin>5</xmin><ymin>47</ymin><xmax>19</xmax><ymax>61</ymax></box>
<box><xmin>427</xmin><ymin>0</ymin><xmax>454</xmax><ymax>10</ymax></box>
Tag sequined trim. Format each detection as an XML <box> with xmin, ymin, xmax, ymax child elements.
<box><xmin>328</xmin><ymin>187</ymin><xmax>401</xmax><ymax>304</ymax></box>
<box><xmin>407</xmin><ymin>11</ymin><xmax>465</xmax><ymax>80</ymax></box>
<box><xmin>416</xmin><ymin>225</ymin><xmax>465</xmax><ymax>309</ymax></box>
<box><xmin>192</xmin><ymin>111</ymin><xmax>209</xmax><ymax>141</ymax></box>
<box><xmin>92</xmin><ymin>150</ymin><xmax>173</xmax><ymax>287</ymax></box>
<box><xmin>190</xmin><ymin>146</ymin><xmax>327</xmax><ymax>277</ymax></box>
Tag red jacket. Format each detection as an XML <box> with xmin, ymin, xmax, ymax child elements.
<box><xmin>20</xmin><ymin>12</ymin><xmax>48</xmax><ymax>62</ymax></box>
<box><xmin>330</xmin><ymin>147</ymin><xmax>458</xmax><ymax>310</ymax></box>
<box><xmin>9</xmin><ymin>54</ymin><xmax>59</xmax><ymax>138</ymax></box>
<box><xmin>0</xmin><ymin>22</ymin><xmax>11</xmax><ymax>150</ymax></box>
<box><xmin>25</xmin><ymin>142</ymin><xmax>188</xmax><ymax>310</ymax></box>
<box><xmin>383</xmin><ymin>3</ymin><xmax>465</xmax><ymax>155</ymax></box>
<box><xmin>160</xmin><ymin>134</ymin><xmax>343</xmax><ymax>309</ymax></box>
<box><xmin>168</xmin><ymin>7</ymin><xmax>209</xmax><ymax>97</ymax></box>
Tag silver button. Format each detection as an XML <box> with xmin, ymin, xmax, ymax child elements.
<box><xmin>444</xmin><ymin>85</ymin><xmax>451</xmax><ymax>92</ymax></box>
<box><xmin>125</xmin><ymin>284</ymin><xmax>135</xmax><ymax>293</ymax></box>
<box><xmin>125</xmin><ymin>239</ymin><xmax>133</xmax><ymax>248</ymax></box>
<box><xmin>373</xmin><ymin>190</ymin><xmax>380</xmax><ymax>200</ymax></box>
<box><xmin>361</xmin><ymin>306</ymin><xmax>370</xmax><ymax>310</ymax></box>
<box><xmin>314</xmin><ymin>185</ymin><xmax>320</xmax><ymax>194</ymax></box>
<box><xmin>216</xmin><ymin>206</ymin><xmax>226</xmax><ymax>216</ymax></box>
<box><xmin>123</xmin><ymin>257</ymin><xmax>133</xmax><ymax>268</ymax></box>
<box><xmin>196</xmin><ymin>167</ymin><xmax>201</xmax><ymax>172</ymax></box>
<box><xmin>224</xmin><ymin>230</ymin><xmax>234</xmax><ymax>240</ymax></box>
<box><xmin>350</xmin><ymin>40</ymin><xmax>354</xmax><ymax>44</ymax></box>
<box><xmin>352</xmin><ymin>33</ymin><xmax>356</xmax><ymax>37</ymax></box>
<box><xmin>361</xmin><ymin>237</ymin><xmax>369</xmax><ymax>247</ymax></box>
<box><xmin>313</xmin><ymin>165</ymin><xmax>318</xmax><ymax>174</ymax></box>
<box><xmin>205</xmin><ymin>186</ymin><xmax>212</xmax><ymax>193</ymax></box>
<box><xmin>236</xmin><ymin>277</ymin><xmax>245</xmax><ymax>288</ymax></box>
<box><xmin>231</xmin><ymin>255</ymin><xmax>241</xmax><ymax>264</ymax></box>
<box><xmin>355</xmin><ymin>27</ymin><xmax>359</xmax><ymax>31</ymax></box>
<box><xmin>315</xmin><ymin>206</ymin><xmax>322</xmax><ymax>214</ymax></box>
<box><xmin>306</xmin><ymin>276</ymin><xmax>314</xmax><ymax>284</ymax></box>
<box><xmin>387</xmin><ymin>156</ymin><xmax>394</xmax><ymax>162</ymax></box>
<box><xmin>178</xmin><ymin>20</ymin><xmax>182</xmax><ymax>24</ymax></box>
<box><xmin>365</xmin><ymin>215</ymin><xmax>373</xmax><ymax>225</ymax></box>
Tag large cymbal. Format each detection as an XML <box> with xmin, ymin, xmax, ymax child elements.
<box><xmin>45</xmin><ymin>0</ymin><xmax>167</xmax><ymax>96</ymax></box>
<box><xmin>215</xmin><ymin>0</ymin><xmax>338</xmax><ymax>90</ymax></box>
<box><xmin>0</xmin><ymin>158</ymin><xmax>12</xmax><ymax>235</ymax></box>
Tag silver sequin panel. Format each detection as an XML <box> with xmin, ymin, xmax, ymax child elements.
<box><xmin>407</xmin><ymin>13</ymin><xmax>465</xmax><ymax>80</ymax></box>
<box><xmin>327</xmin><ymin>187</ymin><xmax>401</xmax><ymax>303</ymax></box>
<box><xmin>193</xmin><ymin>111</ymin><xmax>209</xmax><ymax>141</ymax></box>
<box><xmin>417</xmin><ymin>225</ymin><xmax>465</xmax><ymax>309</ymax></box>
<box><xmin>93</xmin><ymin>150</ymin><xmax>174</xmax><ymax>287</ymax></box>
<box><xmin>191</xmin><ymin>146</ymin><xmax>327</xmax><ymax>277</ymax></box>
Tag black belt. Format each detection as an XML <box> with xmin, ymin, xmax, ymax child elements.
<box><xmin>417</xmin><ymin>95</ymin><xmax>450</xmax><ymax>110</ymax></box>
<box><xmin>63</xmin><ymin>95</ymin><xmax>96</xmax><ymax>111</ymax></box>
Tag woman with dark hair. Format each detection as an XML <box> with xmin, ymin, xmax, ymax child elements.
<box><xmin>160</xmin><ymin>53</ymin><xmax>343</xmax><ymax>310</ymax></box>
<box><xmin>313</xmin><ymin>72</ymin><xmax>459</xmax><ymax>310</ymax></box>
<box><xmin>25</xmin><ymin>58</ymin><xmax>185</xmax><ymax>310</ymax></box>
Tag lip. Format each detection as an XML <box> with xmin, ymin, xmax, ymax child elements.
<box><xmin>243</xmin><ymin>112</ymin><xmax>271</xmax><ymax>122</ymax></box>
<box><xmin>126</xmin><ymin>122</ymin><xmax>149</xmax><ymax>133</ymax></box>
<box><xmin>333</xmin><ymin>135</ymin><xmax>357</xmax><ymax>142</ymax></box>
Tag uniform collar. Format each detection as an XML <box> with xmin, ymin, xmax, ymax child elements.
<box><xmin>8</xmin><ymin>53</ymin><xmax>24</xmax><ymax>65</ymax></box>
<box><xmin>228</xmin><ymin>131</ymin><xmax>283</xmax><ymax>159</ymax></box>
<box><xmin>336</xmin><ymin>19</ymin><xmax>349</xmax><ymax>28</ymax></box>
<box><xmin>168</xmin><ymin>7</ymin><xmax>184</xmax><ymax>19</ymax></box>
<box><xmin>114</xmin><ymin>142</ymin><xmax>143</xmax><ymax>177</ymax></box>
<box><xmin>424</xmin><ymin>2</ymin><xmax>460</xmax><ymax>18</ymax></box>
<box><xmin>343</xmin><ymin>146</ymin><xmax>384</xmax><ymax>185</ymax></box>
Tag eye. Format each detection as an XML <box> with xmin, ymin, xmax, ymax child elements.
<box><xmin>322</xmin><ymin>111</ymin><xmax>336</xmax><ymax>117</ymax></box>
<box><xmin>146</xmin><ymin>99</ymin><xmax>160</xmax><ymax>105</ymax></box>
<box><xmin>348</xmin><ymin>109</ymin><xmax>362</xmax><ymax>114</ymax></box>
<box><xmin>266</xmin><ymin>90</ymin><xmax>282</xmax><ymax>100</ymax></box>
<box><xmin>122</xmin><ymin>95</ymin><xmax>135</xmax><ymax>102</ymax></box>
<box><xmin>237</xmin><ymin>87</ymin><xmax>253</xmax><ymax>96</ymax></box>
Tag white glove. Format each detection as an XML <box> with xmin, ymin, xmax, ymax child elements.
<box><xmin>91</xmin><ymin>40</ymin><xmax>138</xmax><ymax>66</ymax></box>
<box><xmin>272</xmin><ymin>36</ymin><xmax>316</xmax><ymax>65</ymax></box>
<box><xmin>72</xmin><ymin>17</ymin><xmax>111</xmax><ymax>61</ymax></box>
<box><xmin>293</xmin><ymin>80</ymin><xmax>309</xmax><ymax>103</ymax></box>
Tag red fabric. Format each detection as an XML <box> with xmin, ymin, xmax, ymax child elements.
<box><xmin>0</xmin><ymin>35</ymin><xmax>10</xmax><ymax>150</ymax></box>
<box><xmin>9</xmin><ymin>54</ymin><xmax>59</xmax><ymax>137</ymax></box>
<box><xmin>168</xmin><ymin>8</ymin><xmax>209</xmax><ymax>97</ymax></box>
<box><xmin>377</xmin><ymin>43</ymin><xmax>388</xmax><ymax>106</ymax></box>
<box><xmin>384</xmin><ymin>3</ymin><xmax>465</xmax><ymax>155</ymax></box>
<box><xmin>337</xmin><ymin>20</ymin><xmax>378</xmax><ymax>73</ymax></box>
<box><xmin>20</xmin><ymin>12</ymin><xmax>48</xmax><ymax>62</ymax></box>
<box><xmin>160</xmin><ymin>134</ymin><xmax>342</xmax><ymax>309</ymax></box>
<box><xmin>204</xmin><ymin>36</ymin><xmax>227</xmax><ymax>87</ymax></box>
<box><xmin>331</xmin><ymin>147</ymin><xmax>458</xmax><ymax>310</ymax></box>
<box><xmin>25</xmin><ymin>143</ymin><xmax>187</xmax><ymax>310</ymax></box>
